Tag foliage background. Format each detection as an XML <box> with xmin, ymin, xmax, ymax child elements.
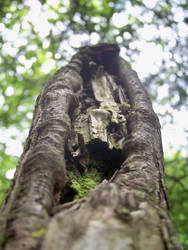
<box><xmin>0</xmin><ymin>0</ymin><xmax>187</xmax><ymax>248</ymax></box>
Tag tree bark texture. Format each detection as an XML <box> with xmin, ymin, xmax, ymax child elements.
<box><xmin>0</xmin><ymin>44</ymin><xmax>182</xmax><ymax>250</ymax></box>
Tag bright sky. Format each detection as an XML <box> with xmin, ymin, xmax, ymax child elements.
<box><xmin>1</xmin><ymin>0</ymin><xmax>187</xmax><ymax>179</ymax></box>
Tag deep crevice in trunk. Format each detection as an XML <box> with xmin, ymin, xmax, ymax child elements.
<box><xmin>58</xmin><ymin>45</ymin><xmax>130</xmax><ymax>207</ymax></box>
<box><xmin>61</xmin><ymin>140</ymin><xmax>125</xmax><ymax>205</ymax></box>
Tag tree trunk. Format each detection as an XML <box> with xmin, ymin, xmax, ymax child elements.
<box><xmin>0</xmin><ymin>44</ymin><xmax>182</xmax><ymax>250</ymax></box>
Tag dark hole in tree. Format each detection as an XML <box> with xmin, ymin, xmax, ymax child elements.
<box><xmin>61</xmin><ymin>140</ymin><xmax>125</xmax><ymax>205</ymax></box>
<box><xmin>86</xmin><ymin>139</ymin><xmax>125</xmax><ymax>179</ymax></box>
<box><xmin>60</xmin><ymin>181</ymin><xmax>78</xmax><ymax>204</ymax></box>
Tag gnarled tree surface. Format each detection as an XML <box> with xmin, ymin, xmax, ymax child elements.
<box><xmin>0</xmin><ymin>44</ymin><xmax>182</xmax><ymax>250</ymax></box>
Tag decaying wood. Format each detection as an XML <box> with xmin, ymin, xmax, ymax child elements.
<box><xmin>0</xmin><ymin>44</ymin><xmax>182</xmax><ymax>250</ymax></box>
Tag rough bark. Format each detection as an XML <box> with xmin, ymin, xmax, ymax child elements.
<box><xmin>0</xmin><ymin>44</ymin><xmax>182</xmax><ymax>250</ymax></box>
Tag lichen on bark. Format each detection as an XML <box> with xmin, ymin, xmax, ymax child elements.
<box><xmin>0</xmin><ymin>43</ymin><xmax>182</xmax><ymax>250</ymax></box>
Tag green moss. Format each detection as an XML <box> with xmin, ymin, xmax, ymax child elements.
<box><xmin>114</xmin><ymin>143</ymin><xmax>120</xmax><ymax>149</ymax></box>
<box><xmin>31</xmin><ymin>228</ymin><xmax>46</xmax><ymax>238</ymax></box>
<box><xmin>120</xmin><ymin>102</ymin><xmax>131</xmax><ymax>109</ymax></box>
<box><xmin>73</xmin><ymin>128</ymin><xmax>83</xmax><ymax>134</ymax></box>
<box><xmin>0</xmin><ymin>238</ymin><xmax>7</xmax><ymax>246</ymax></box>
<box><xmin>70</xmin><ymin>168</ymin><xmax>102</xmax><ymax>199</ymax></box>
<box><xmin>101</xmin><ymin>105</ymin><xmax>109</xmax><ymax>110</ymax></box>
<box><xmin>72</xmin><ymin>107</ymin><xmax>80</xmax><ymax>120</ymax></box>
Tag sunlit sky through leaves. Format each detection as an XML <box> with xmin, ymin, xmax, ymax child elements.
<box><xmin>0</xmin><ymin>0</ymin><xmax>188</xmax><ymax>179</ymax></box>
